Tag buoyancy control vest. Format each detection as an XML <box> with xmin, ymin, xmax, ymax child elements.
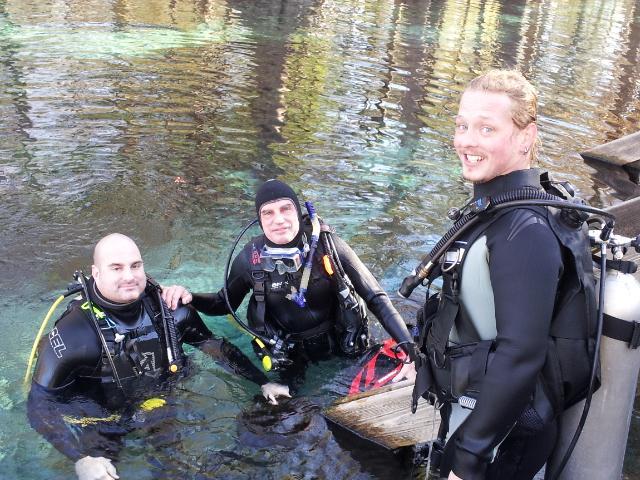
<box><xmin>411</xmin><ymin>179</ymin><xmax>599</xmax><ymax>417</ymax></box>
<box><xmin>81</xmin><ymin>285</ymin><xmax>185</xmax><ymax>399</ymax></box>
<box><xmin>247</xmin><ymin>217</ymin><xmax>368</xmax><ymax>357</ymax></box>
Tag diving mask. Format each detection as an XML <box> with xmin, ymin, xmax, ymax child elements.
<box><xmin>260</xmin><ymin>244</ymin><xmax>308</xmax><ymax>274</ymax></box>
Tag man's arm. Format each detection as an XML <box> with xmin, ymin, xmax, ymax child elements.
<box><xmin>175</xmin><ymin>306</ymin><xmax>290</xmax><ymax>403</ymax></box>
<box><xmin>28</xmin><ymin>308</ymin><xmax>124</xmax><ymax>478</ymax></box>
<box><xmin>332</xmin><ymin>234</ymin><xmax>413</xmax><ymax>347</ymax></box>
<box><xmin>28</xmin><ymin>383</ymin><xmax>124</xmax><ymax>462</ymax></box>
<box><xmin>163</xmin><ymin>247</ymin><xmax>253</xmax><ymax>315</ymax></box>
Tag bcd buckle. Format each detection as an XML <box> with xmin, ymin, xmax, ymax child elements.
<box><xmin>252</xmin><ymin>273</ymin><xmax>266</xmax><ymax>303</ymax></box>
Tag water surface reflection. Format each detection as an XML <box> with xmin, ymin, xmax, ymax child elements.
<box><xmin>1</xmin><ymin>0</ymin><xmax>639</xmax><ymax>478</ymax></box>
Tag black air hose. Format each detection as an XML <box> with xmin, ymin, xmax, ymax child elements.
<box><xmin>399</xmin><ymin>189</ymin><xmax>614</xmax><ymax>298</ymax></box>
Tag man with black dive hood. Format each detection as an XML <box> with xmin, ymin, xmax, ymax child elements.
<box><xmin>410</xmin><ymin>70</ymin><xmax>597</xmax><ymax>480</ymax></box>
<box><xmin>163</xmin><ymin>179</ymin><xmax>415</xmax><ymax>386</ymax></box>
<box><xmin>28</xmin><ymin>233</ymin><xmax>290</xmax><ymax>480</ymax></box>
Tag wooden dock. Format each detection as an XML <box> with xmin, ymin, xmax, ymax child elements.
<box><xmin>324</xmin><ymin>379</ymin><xmax>440</xmax><ymax>450</ymax></box>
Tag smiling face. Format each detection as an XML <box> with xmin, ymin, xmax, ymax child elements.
<box><xmin>92</xmin><ymin>233</ymin><xmax>147</xmax><ymax>303</ymax></box>
<box><xmin>454</xmin><ymin>89</ymin><xmax>536</xmax><ymax>184</ymax></box>
<box><xmin>259</xmin><ymin>198</ymin><xmax>300</xmax><ymax>245</ymax></box>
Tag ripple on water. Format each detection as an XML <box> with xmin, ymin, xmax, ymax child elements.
<box><xmin>2</xmin><ymin>0</ymin><xmax>640</xmax><ymax>478</ymax></box>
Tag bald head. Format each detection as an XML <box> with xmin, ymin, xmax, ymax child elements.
<box><xmin>91</xmin><ymin>233</ymin><xmax>147</xmax><ymax>303</ymax></box>
<box><xmin>93</xmin><ymin>233</ymin><xmax>139</xmax><ymax>265</ymax></box>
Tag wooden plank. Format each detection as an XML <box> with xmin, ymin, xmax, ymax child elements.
<box><xmin>582</xmin><ymin>156</ymin><xmax>640</xmax><ymax>199</ymax></box>
<box><xmin>606</xmin><ymin>196</ymin><xmax>640</xmax><ymax>238</ymax></box>
<box><xmin>324</xmin><ymin>379</ymin><xmax>440</xmax><ymax>450</ymax></box>
<box><xmin>581</xmin><ymin>131</ymin><xmax>640</xmax><ymax>167</ymax></box>
<box><xmin>581</xmin><ymin>131</ymin><xmax>640</xmax><ymax>184</ymax></box>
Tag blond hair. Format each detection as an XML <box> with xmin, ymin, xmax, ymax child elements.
<box><xmin>465</xmin><ymin>69</ymin><xmax>539</xmax><ymax>162</ymax></box>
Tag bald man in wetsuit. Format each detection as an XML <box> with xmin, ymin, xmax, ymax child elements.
<box><xmin>28</xmin><ymin>233</ymin><xmax>289</xmax><ymax>480</ymax></box>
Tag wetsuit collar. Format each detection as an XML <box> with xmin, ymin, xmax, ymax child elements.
<box><xmin>91</xmin><ymin>278</ymin><xmax>144</xmax><ymax>325</ymax></box>
<box><xmin>473</xmin><ymin>168</ymin><xmax>542</xmax><ymax>200</ymax></box>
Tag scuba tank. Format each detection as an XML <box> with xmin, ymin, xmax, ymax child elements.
<box><xmin>547</xmin><ymin>230</ymin><xmax>640</xmax><ymax>480</ymax></box>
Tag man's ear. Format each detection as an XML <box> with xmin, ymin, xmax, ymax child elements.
<box><xmin>523</xmin><ymin>122</ymin><xmax>537</xmax><ymax>150</ymax></box>
<box><xmin>91</xmin><ymin>264</ymin><xmax>99</xmax><ymax>279</ymax></box>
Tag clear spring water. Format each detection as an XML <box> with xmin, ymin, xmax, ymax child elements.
<box><xmin>1</xmin><ymin>0</ymin><xmax>639</xmax><ymax>478</ymax></box>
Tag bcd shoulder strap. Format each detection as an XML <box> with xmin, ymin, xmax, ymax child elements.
<box><xmin>412</xmin><ymin>207</ymin><xmax>524</xmax><ymax>411</ymax></box>
<box><xmin>250</xmin><ymin>269</ymin><xmax>268</xmax><ymax>334</ymax></box>
<box><xmin>425</xmin><ymin>208</ymin><xmax>516</xmax><ymax>361</ymax></box>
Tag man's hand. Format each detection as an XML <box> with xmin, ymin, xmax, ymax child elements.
<box><xmin>391</xmin><ymin>361</ymin><xmax>417</xmax><ymax>383</ymax></box>
<box><xmin>75</xmin><ymin>456</ymin><xmax>119</xmax><ymax>480</ymax></box>
<box><xmin>161</xmin><ymin>284</ymin><xmax>193</xmax><ymax>310</ymax></box>
<box><xmin>261</xmin><ymin>382</ymin><xmax>292</xmax><ymax>405</ymax></box>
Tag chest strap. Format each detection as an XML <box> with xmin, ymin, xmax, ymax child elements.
<box><xmin>251</xmin><ymin>270</ymin><xmax>268</xmax><ymax>333</ymax></box>
<box><xmin>284</xmin><ymin>319</ymin><xmax>333</xmax><ymax>342</ymax></box>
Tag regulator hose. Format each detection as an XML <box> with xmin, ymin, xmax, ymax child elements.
<box><xmin>398</xmin><ymin>189</ymin><xmax>615</xmax><ymax>299</ymax></box>
<box><xmin>23</xmin><ymin>284</ymin><xmax>82</xmax><ymax>385</ymax></box>
<box><xmin>222</xmin><ymin>218</ymin><xmax>271</xmax><ymax>345</ymax></box>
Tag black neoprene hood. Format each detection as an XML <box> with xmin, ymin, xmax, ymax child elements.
<box><xmin>254</xmin><ymin>179</ymin><xmax>302</xmax><ymax>219</ymax></box>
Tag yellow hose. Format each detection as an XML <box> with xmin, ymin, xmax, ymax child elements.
<box><xmin>226</xmin><ymin>314</ymin><xmax>274</xmax><ymax>371</ymax></box>
<box><xmin>23</xmin><ymin>295</ymin><xmax>65</xmax><ymax>385</ymax></box>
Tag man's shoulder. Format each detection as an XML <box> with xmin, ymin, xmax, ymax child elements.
<box><xmin>486</xmin><ymin>206</ymin><xmax>555</xmax><ymax>242</ymax></box>
<box><xmin>53</xmin><ymin>299</ymin><xmax>93</xmax><ymax>329</ymax></box>
<box><xmin>47</xmin><ymin>299</ymin><xmax>103</xmax><ymax>351</ymax></box>
<box><xmin>33</xmin><ymin>299</ymin><xmax>102</xmax><ymax>388</ymax></box>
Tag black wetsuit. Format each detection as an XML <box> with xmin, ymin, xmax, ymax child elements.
<box><xmin>191</xmin><ymin>222</ymin><xmax>412</xmax><ymax>369</ymax></box>
<box><xmin>28</xmin><ymin>279</ymin><xmax>268</xmax><ymax>461</ymax></box>
<box><xmin>439</xmin><ymin>169</ymin><xmax>563</xmax><ymax>479</ymax></box>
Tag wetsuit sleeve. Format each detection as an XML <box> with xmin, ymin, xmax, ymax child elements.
<box><xmin>197</xmin><ymin>337</ymin><xmax>269</xmax><ymax>386</ymax></box>
<box><xmin>27</xmin><ymin>309</ymin><xmax>121</xmax><ymax>461</ymax></box>
<box><xmin>174</xmin><ymin>305</ymin><xmax>268</xmax><ymax>386</ymax></box>
<box><xmin>27</xmin><ymin>383</ymin><xmax>125</xmax><ymax>461</ymax></box>
<box><xmin>332</xmin><ymin>234</ymin><xmax>413</xmax><ymax>346</ymax></box>
<box><xmin>451</xmin><ymin>210</ymin><xmax>563</xmax><ymax>478</ymax></box>
<box><xmin>190</xmin><ymin>248</ymin><xmax>253</xmax><ymax>315</ymax></box>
